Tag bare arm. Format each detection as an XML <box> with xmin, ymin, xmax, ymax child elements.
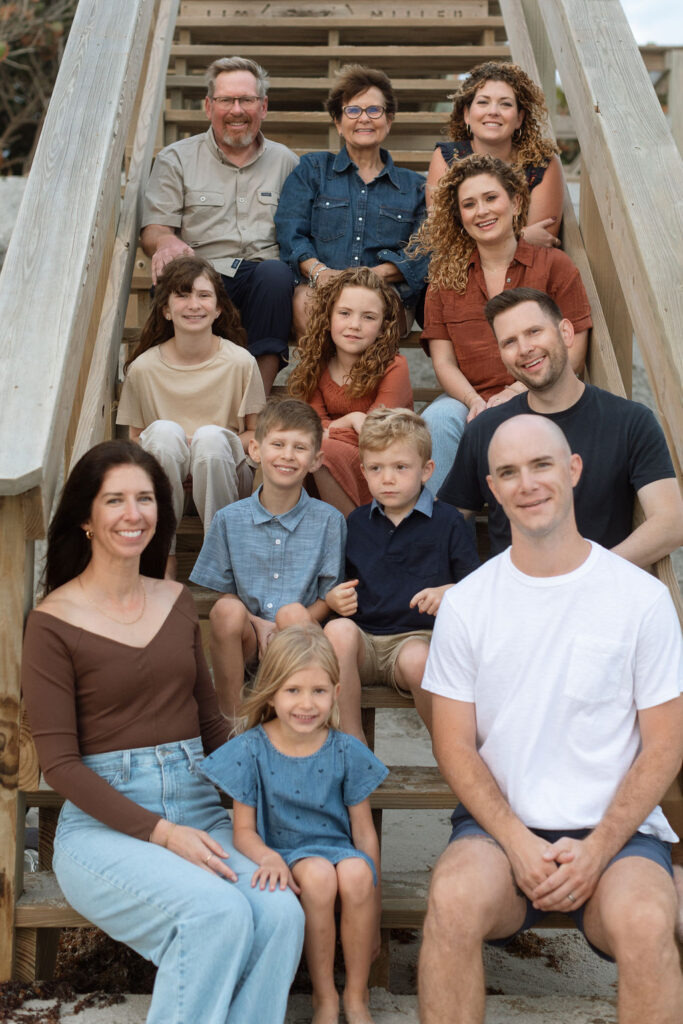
<box><xmin>521</xmin><ymin>156</ymin><xmax>564</xmax><ymax>248</ymax></box>
<box><xmin>532</xmin><ymin>697</ymin><xmax>683</xmax><ymax>910</ymax></box>
<box><xmin>612</xmin><ymin>478</ymin><xmax>683</xmax><ymax>569</ymax></box>
<box><xmin>432</xmin><ymin>694</ymin><xmax>558</xmax><ymax>897</ymax></box>
<box><xmin>426</xmin><ymin>147</ymin><xmax>449</xmax><ymax>211</ymax></box>
<box><xmin>140</xmin><ymin>224</ymin><xmax>193</xmax><ymax>284</ymax></box>
<box><xmin>129</xmin><ymin>425</ymin><xmax>143</xmax><ymax>442</ymax></box>
<box><xmin>430</xmin><ymin>337</ymin><xmax>487</xmax><ymax>421</ymax></box>
<box><xmin>304</xmin><ymin>597</ymin><xmax>332</xmax><ymax>624</ymax></box>
<box><xmin>232</xmin><ymin>801</ymin><xmax>301</xmax><ymax>893</ymax></box>
<box><xmin>238</xmin><ymin>412</ymin><xmax>259</xmax><ymax>454</ymax></box>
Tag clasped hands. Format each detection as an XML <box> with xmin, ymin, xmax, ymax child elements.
<box><xmin>508</xmin><ymin>830</ymin><xmax>607</xmax><ymax>912</ymax></box>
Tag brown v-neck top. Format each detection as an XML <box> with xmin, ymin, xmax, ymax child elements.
<box><xmin>21</xmin><ymin>587</ymin><xmax>227</xmax><ymax>840</ymax></box>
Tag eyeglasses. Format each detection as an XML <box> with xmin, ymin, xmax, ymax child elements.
<box><xmin>210</xmin><ymin>95</ymin><xmax>262</xmax><ymax>109</ymax></box>
<box><xmin>342</xmin><ymin>104</ymin><xmax>386</xmax><ymax>119</ymax></box>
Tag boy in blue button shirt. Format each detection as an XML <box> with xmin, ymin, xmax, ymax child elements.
<box><xmin>324</xmin><ymin>408</ymin><xmax>479</xmax><ymax>740</ymax></box>
<box><xmin>190</xmin><ymin>399</ymin><xmax>346</xmax><ymax>726</ymax></box>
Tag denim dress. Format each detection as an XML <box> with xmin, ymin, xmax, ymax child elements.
<box><xmin>201</xmin><ymin>726</ymin><xmax>388</xmax><ymax>882</ymax></box>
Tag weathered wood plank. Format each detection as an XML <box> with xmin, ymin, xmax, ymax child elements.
<box><xmin>0</xmin><ymin>498</ymin><xmax>28</xmax><ymax>979</ymax></box>
<box><xmin>0</xmin><ymin>0</ymin><xmax>156</xmax><ymax>514</ymax></box>
<box><xmin>70</xmin><ymin>0</ymin><xmax>181</xmax><ymax>468</ymax></box>
<box><xmin>538</xmin><ymin>0</ymin><xmax>683</xmax><ymax>479</ymax></box>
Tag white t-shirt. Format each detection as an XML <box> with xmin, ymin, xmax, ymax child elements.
<box><xmin>422</xmin><ymin>543</ymin><xmax>682</xmax><ymax>841</ymax></box>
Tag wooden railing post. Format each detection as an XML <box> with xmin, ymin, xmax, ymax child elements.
<box><xmin>0</xmin><ymin>498</ymin><xmax>30</xmax><ymax>979</ymax></box>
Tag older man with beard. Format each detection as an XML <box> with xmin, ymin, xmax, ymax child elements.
<box><xmin>141</xmin><ymin>57</ymin><xmax>298</xmax><ymax>393</ymax></box>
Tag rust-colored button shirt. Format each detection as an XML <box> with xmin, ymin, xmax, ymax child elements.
<box><xmin>421</xmin><ymin>240</ymin><xmax>593</xmax><ymax>400</ymax></box>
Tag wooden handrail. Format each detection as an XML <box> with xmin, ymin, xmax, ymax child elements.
<box><xmin>0</xmin><ymin>0</ymin><xmax>161</xmax><ymax>526</ymax></box>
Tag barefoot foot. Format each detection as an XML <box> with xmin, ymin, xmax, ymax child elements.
<box><xmin>311</xmin><ymin>993</ymin><xmax>340</xmax><ymax>1024</ymax></box>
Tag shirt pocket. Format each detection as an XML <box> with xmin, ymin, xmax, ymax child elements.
<box><xmin>563</xmin><ymin>636</ymin><xmax>631</xmax><ymax>705</ymax></box>
<box><xmin>378</xmin><ymin>204</ymin><xmax>413</xmax><ymax>248</ymax></box>
<box><xmin>312</xmin><ymin>195</ymin><xmax>350</xmax><ymax>242</ymax></box>
<box><xmin>257</xmin><ymin>190</ymin><xmax>280</xmax><ymax>207</ymax></box>
<box><xmin>184</xmin><ymin>189</ymin><xmax>224</xmax><ymax>209</ymax></box>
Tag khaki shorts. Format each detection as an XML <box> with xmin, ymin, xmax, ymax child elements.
<box><xmin>358</xmin><ymin>629</ymin><xmax>432</xmax><ymax>696</ymax></box>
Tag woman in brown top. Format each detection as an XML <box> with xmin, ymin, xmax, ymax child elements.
<box><xmin>21</xmin><ymin>440</ymin><xmax>303</xmax><ymax>1024</ymax></box>
<box><xmin>411</xmin><ymin>154</ymin><xmax>591</xmax><ymax>492</ymax></box>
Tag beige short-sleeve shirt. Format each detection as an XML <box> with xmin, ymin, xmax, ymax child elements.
<box><xmin>141</xmin><ymin>130</ymin><xmax>299</xmax><ymax>272</ymax></box>
<box><xmin>117</xmin><ymin>338</ymin><xmax>266</xmax><ymax>436</ymax></box>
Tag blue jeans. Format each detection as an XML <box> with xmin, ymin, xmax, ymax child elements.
<box><xmin>422</xmin><ymin>394</ymin><xmax>469</xmax><ymax>494</ymax></box>
<box><xmin>53</xmin><ymin>738</ymin><xmax>304</xmax><ymax>1024</ymax></box>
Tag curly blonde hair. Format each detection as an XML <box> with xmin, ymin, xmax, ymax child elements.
<box><xmin>447</xmin><ymin>61</ymin><xmax>558</xmax><ymax>169</ymax></box>
<box><xmin>287</xmin><ymin>268</ymin><xmax>402</xmax><ymax>401</ymax></box>
<box><xmin>236</xmin><ymin>625</ymin><xmax>341</xmax><ymax>733</ymax></box>
<box><xmin>409</xmin><ymin>154</ymin><xmax>530</xmax><ymax>292</ymax></box>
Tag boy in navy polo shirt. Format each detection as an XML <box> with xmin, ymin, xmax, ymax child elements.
<box><xmin>324</xmin><ymin>408</ymin><xmax>479</xmax><ymax>740</ymax></box>
<box><xmin>190</xmin><ymin>399</ymin><xmax>345</xmax><ymax>726</ymax></box>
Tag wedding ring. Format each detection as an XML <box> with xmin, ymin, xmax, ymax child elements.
<box><xmin>567</xmin><ymin>892</ymin><xmax>576</xmax><ymax>903</ymax></box>
<box><xmin>204</xmin><ymin>853</ymin><xmax>212</xmax><ymax>864</ymax></box>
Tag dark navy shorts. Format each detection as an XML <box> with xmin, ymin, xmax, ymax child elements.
<box><xmin>448</xmin><ymin>805</ymin><xmax>673</xmax><ymax>961</ymax></box>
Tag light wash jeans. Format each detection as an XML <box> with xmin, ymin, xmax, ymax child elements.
<box><xmin>422</xmin><ymin>394</ymin><xmax>469</xmax><ymax>494</ymax></box>
<box><xmin>53</xmin><ymin>738</ymin><xmax>304</xmax><ymax>1024</ymax></box>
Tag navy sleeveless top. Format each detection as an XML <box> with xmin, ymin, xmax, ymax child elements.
<box><xmin>436</xmin><ymin>139</ymin><xmax>547</xmax><ymax>190</ymax></box>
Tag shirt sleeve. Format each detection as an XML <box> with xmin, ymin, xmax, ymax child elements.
<box><xmin>546</xmin><ymin>250</ymin><xmax>593</xmax><ymax>332</ymax></box>
<box><xmin>376</xmin><ymin>176</ymin><xmax>429</xmax><ymax>300</ymax></box>
<box><xmin>420</xmin><ymin>285</ymin><xmax>449</xmax><ymax>355</ymax></box>
<box><xmin>447</xmin><ymin>511</ymin><xmax>481</xmax><ymax>580</ymax></box>
<box><xmin>199</xmin><ymin>733</ymin><xmax>259</xmax><ymax>806</ymax></box>
<box><xmin>190</xmin><ymin>602</ymin><xmax>229</xmax><ymax>753</ymax></box>
<box><xmin>115</xmin><ymin>364</ymin><xmax>145</xmax><ymax>430</ymax></box>
<box><xmin>317</xmin><ymin>511</ymin><xmax>347</xmax><ymax>598</ymax></box>
<box><xmin>626</xmin><ymin>403</ymin><xmax>676</xmax><ymax>490</ymax></box>
<box><xmin>632</xmin><ymin>589</ymin><xmax>683</xmax><ymax>710</ymax></box>
<box><xmin>421</xmin><ymin>588</ymin><xmax>478</xmax><ymax>701</ymax></box>
<box><xmin>21</xmin><ymin>613</ymin><xmax>161</xmax><ymax>840</ymax></box>
<box><xmin>236</xmin><ymin>354</ymin><xmax>267</xmax><ymax>421</ymax></box>
<box><xmin>189</xmin><ymin>511</ymin><xmax>236</xmax><ymax>592</ymax></box>
<box><xmin>369</xmin><ymin>355</ymin><xmax>413</xmax><ymax>411</ymax></box>
<box><xmin>273</xmin><ymin>156</ymin><xmax>321</xmax><ymax>272</ymax></box>
<box><xmin>141</xmin><ymin>146</ymin><xmax>185</xmax><ymax>229</ymax></box>
<box><xmin>341</xmin><ymin>735</ymin><xmax>389</xmax><ymax>806</ymax></box>
<box><xmin>438</xmin><ymin>421</ymin><xmax>486</xmax><ymax>512</ymax></box>
<box><xmin>309</xmin><ymin>382</ymin><xmax>332</xmax><ymax>430</ymax></box>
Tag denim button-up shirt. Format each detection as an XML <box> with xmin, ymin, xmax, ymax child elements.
<box><xmin>274</xmin><ymin>146</ymin><xmax>429</xmax><ymax>306</ymax></box>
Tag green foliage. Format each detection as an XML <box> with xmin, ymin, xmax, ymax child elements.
<box><xmin>0</xmin><ymin>0</ymin><xmax>78</xmax><ymax>174</ymax></box>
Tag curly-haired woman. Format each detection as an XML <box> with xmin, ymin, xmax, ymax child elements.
<box><xmin>411</xmin><ymin>155</ymin><xmax>591</xmax><ymax>491</ymax></box>
<box><xmin>427</xmin><ymin>61</ymin><xmax>563</xmax><ymax>250</ymax></box>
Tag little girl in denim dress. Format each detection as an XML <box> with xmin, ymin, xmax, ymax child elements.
<box><xmin>201</xmin><ymin>624</ymin><xmax>388</xmax><ymax>1024</ymax></box>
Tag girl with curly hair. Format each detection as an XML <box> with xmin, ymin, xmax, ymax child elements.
<box><xmin>288</xmin><ymin>267</ymin><xmax>412</xmax><ymax>515</ymax></box>
<box><xmin>426</xmin><ymin>61</ymin><xmax>563</xmax><ymax>250</ymax></box>
<box><xmin>117</xmin><ymin>256</ymin><xmax>266</xmax><ymax>575</ymax></box>
<box><xmin>411</xmin><ymin>155</ymin><xmax>591</xmax><ymax>492</ymax></box>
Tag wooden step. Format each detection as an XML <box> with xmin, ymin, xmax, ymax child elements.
<box><xmin>15</xmin><ymin>870</ymin><xmax>580</xmax><ymax>933</ymax></box>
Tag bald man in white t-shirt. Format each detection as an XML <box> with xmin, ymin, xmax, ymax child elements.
<box><xmin>419</xmin><ymin>415</ymin><xmax>683</xmax><ymax>1024</ymax></box>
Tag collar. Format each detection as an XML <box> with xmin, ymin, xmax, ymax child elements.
<box><xmin>468</xmin><ymin>236</ymin><xmax>534</xmax><ymax>271</ymax></box>
<box><xmin>369</xmin><ymin>486</ymin><xmax>434</xmax><ymax>521</ymax></box>
<box><xmin>248</xmin><ymin>485</ymin><xmax>310</xmax><ymax>531</ymax></box>
<box><xmin>332</xmin><ymin>145</ymin><xmax>400</xmax><ymax>188</ymax></box>
<box><xmin>206</xmin><ymin>128</ymin><xmax>266</xmax><ymax>167</ymax></box>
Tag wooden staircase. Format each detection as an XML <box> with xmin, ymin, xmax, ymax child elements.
<box><xmin>2</xmin><ymin>0</ymin><xmax>682</xmax><ymax>992</ymax></box>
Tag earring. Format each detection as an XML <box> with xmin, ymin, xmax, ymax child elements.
<box><xmin>85</xmin><ymin>528</ymin><xmax>94</xmax><ymax>540</ymax></box>
<box><xmin>460</xmin><ymin>226</ymin><xmax>469</xmax><ymax>238</ymax></box>
<box><xmin>513</xmin><ymin>127</ymin><xmax>523</xmax><ymax>143</ymax></box>
<box><xmin>465</xmin><ymin>122</ymin><xmax>473</xmax><ymax>138</ymax></box>
<box><xmin>165</xmin><ymin>314</ymin><xmax>172</xmax><ymax>320</ymax></box>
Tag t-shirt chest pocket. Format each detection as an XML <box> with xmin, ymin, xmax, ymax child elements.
<box><xmin>563</xmin><ymin>636</ymin><xmax>631</xmax><ymax>705</ymax></box>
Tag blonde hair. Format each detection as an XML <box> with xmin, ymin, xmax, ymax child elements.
<box><xmin>236</xmin><ymin>625</ymin><xmax>341</xmax><ymax>733</ymax></box>
<box><xmin>287</xmin><ymin>268</ymin><xmax>401</xmax><ymax>401</ymax></box>
<box><xmin>359</xmin><ymin>407</ymin><xmax>432</xmax><ymax>463</ymax></box>
<box><xmin>409</xmin><ymin>154</ymin><xmax>530</xmax><ymax>292</ymax></box>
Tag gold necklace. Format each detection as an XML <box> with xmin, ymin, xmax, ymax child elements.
<box><xmin>78</xmin><ymin>576</ymin><xmax>147</xmax><ymax>625</ymax></box>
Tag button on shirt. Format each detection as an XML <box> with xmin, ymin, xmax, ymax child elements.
<box><xmin>189</xmin><ymin>487</ymin><xmax>346</xmax><ymax>620</ymax></box>
<box><xmin>346</xmin><ymin>488</ymin><xmax>480</xmax><ymax>635</ymax></box>
<box><xmin>142</xmin><ymin>130</ymin><xmax>299</xmax><ymax>274</ymax></box>
<box><xmin>274</xmin><ymin>145</ymin><xmax>429</xmax><ymax>305</ymax></box>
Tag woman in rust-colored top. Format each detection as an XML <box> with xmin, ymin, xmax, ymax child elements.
<box><xmin>21</xmin><ymin>440</ymin><xmax>303</xmax><ymax>1024</ymax></box>
<box><xmin>411</xmin><ymin>154</ymin><xmax>591</xmax><ymax>492</ymax></box>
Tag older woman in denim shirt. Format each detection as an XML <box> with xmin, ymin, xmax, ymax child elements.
<box><xmin>275</xmin><ymin>65</ymin><xmax>429</xmax><ymax>338</ymax></box>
